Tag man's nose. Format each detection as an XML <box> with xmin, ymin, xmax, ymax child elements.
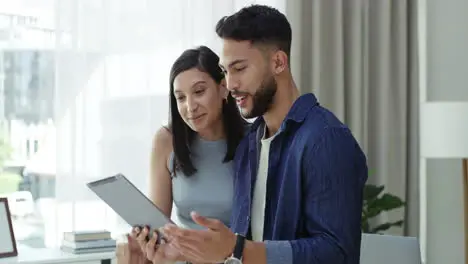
<box><xmin>225</xmin><ymin>74</ymin><xmax>239</xmax><ymax>91</ymax></box>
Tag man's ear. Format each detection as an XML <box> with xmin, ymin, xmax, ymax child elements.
<box><xmin>271</xmin><ymin>50</ymin><xmax>288</xmax><ymax>75</ymax></box>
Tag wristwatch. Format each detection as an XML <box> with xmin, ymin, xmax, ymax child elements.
<box><xmin>224</xmin><ymin>233</ymin><xmax>245</xmax><ymax>264</ymax></box>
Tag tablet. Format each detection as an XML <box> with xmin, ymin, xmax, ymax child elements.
<box><xmin>86</xmin><ymin>174</ymin><xmax>175</xmax><ymax>234</ymax></box>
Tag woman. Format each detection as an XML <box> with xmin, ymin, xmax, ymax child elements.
<box><xmin>127</xmin><ymin>46</ymin><xmax>247</xmax><ymax>264</ymax></box>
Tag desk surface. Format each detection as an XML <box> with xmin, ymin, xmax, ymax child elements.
<box><xmin>0</xmin><ymin>244</ymin><xmax>115</xmax><ymax>264</ymax></box>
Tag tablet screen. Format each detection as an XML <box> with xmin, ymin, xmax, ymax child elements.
<box><xmin>87</xmin><ymin>174</ymin><xmax>175</xmax><ymax>232</ymax></box>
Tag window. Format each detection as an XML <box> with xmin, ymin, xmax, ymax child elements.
<box><xmin>0</xmin><ymin>50</ymin><xmax>55</xmax><ymax>249</ymax></box>
<box><xmin>0</xmin><ymin>0</ymin><xmax>56</xmax><ymax>249</ymax></box>
<box><xmin>0</xmin><ymin>0</ymin><xmax>285</xmax><ymax>249</ymax></box>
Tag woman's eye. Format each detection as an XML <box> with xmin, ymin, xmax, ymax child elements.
<box><xmin>235</xmin><ymin>66</ymin><xmax>246</xmax><ymax>72</ymax></box>
<box><xmin>195</xmin><ymin>89</ymin><xmax>205</xmax><ymax>95</ymax></box>
<box><xmin>176</xmin><ymin>96</ymin><xmax>185</xmax><ymax>101</ymax></box>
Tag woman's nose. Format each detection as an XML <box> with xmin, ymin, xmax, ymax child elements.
<box><xmin>186</xmin><ymin>97</ymin><xmax>198</xmax><ymax>113</ymax></box>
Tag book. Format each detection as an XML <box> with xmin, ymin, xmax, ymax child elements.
<box><xmin>61</xmin><ymin>238</ymin><xmax>116</xmax><ymax>249</ymax></box>
<box><xmin>63</xmin><ymin>230</ymin><xmax>111</xmax><ymax>242</ymax></box>
<box><xmin>60</xmin><ymin>245</ymin><xmax>115</xmax><ymax>254</ymax></box>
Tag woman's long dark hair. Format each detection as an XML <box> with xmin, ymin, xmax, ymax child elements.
<box><xmin>168</xmin><ymin>46</ymin><xmax>247</xmax><ymax>177</ymax></box>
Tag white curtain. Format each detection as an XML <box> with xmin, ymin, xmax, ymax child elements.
<box><xmin>48</xmin><ymin>0</ymin><xmax>285</xmax><ymax>247</ymax></box>
<box><xmin>285</xmin><ymin>0</ymin><xmax>419</xmax><ymax>238</ymax></box>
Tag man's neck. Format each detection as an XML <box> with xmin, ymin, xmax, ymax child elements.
<box><xmin>263</xmin><ymin>78</ymin><xmax>300</xmax><ymax>138</ymax></box>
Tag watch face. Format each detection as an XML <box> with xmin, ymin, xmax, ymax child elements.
<box><xmin>224</xmin><ymin>257</ymin><xmax>242</xmax><ymax>264</ymax></box>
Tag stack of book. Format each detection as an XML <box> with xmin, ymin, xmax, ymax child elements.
<box><xmin>60</xmin><ymin>230</ymin><xmax>116</xmax><ymax>254</ymax></box>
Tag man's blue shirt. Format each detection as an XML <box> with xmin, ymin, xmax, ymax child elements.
<box><xmin>231</xmin><ymin>93</ymin><xmax>368</xmax><ymax>264</ymax></box>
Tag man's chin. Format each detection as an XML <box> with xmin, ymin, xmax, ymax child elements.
<box><xmin>240</xmin><ymin>109</ymin><xmax>254</xmax><ymax>119</ymax></box>
<box><xmin>240</xmin><ymin>107</ymin><xmax>267</xmax><ymax>120</ymax></box>
<box><xmin>242</xmin><ymin>114</ymin><xmax>261</xmax><ymax>120</ymax></box>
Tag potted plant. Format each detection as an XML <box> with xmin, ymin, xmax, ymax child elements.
<box><xmin>362</xmin><ymin>183</ymin><xmax>406</xmax><ymax>233</ymax></box>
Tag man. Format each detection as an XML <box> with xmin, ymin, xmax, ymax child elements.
<box><xmin>150</xmin><ymin>4</ymin><xmax>368</xmax><ymax>264</ymax></box>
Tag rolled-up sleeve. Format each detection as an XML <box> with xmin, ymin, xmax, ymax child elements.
<box><xmin>264</xmin><ymin>240</ymin><xmax>293</xmax><ymax>264</ymax></box>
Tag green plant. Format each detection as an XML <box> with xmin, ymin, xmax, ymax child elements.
<box><xmin>0</xmin><ymin>171</ymin><xmax>22</xmax><ymax>194</ymax></box>
<box><xmin>361</xmin><ymin>184</ymin><xmax>405</xmax><ymax>233</ymax></box>
<box><xmin>0</xmin><ymin>135</ymin><xmax>19</xmax><ymax>194</ymax></box>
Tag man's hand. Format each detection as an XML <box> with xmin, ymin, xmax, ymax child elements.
<box><xmin>163</xmin><ymin>211</ymin><xmax>236</xmax><ymax>263</ymax></box>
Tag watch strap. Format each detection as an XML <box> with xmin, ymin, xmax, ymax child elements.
<box><xmin>233</xmin><ymin>233</ymin><xmax>246</xmax><ymax>259</ymax></box>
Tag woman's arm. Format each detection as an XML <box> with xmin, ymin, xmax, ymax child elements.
<box><xmin>132</xmin><ymin>127</ymin><xmax>177</xmax><ymax>264</ymax></box>
<box><xmin>128</xmin><ymin>127</ymin><xmax>174</xmax><ymax>264</ymax></box>
<box><xmin>148</xmin><ymin>126</ymin><xmax>174</xmax><ymax>218</ymax></box>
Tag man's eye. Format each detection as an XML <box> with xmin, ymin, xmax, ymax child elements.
<box><xmin>234</xmin><ymin>66</ymin><xmax>246</xmax><ymax>72</ymax></box>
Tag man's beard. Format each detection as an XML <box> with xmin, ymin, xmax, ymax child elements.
<box><xmin>242</xmin><ymin>75</ymin><xmax>277</xmax><ymax>119</ymax></box>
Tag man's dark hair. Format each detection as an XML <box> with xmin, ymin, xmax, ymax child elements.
<box><xmin>167</xmin><ymin>46</ymin><xmax>247</xmax><ymax>177</ymax></box>
<box><xmin>215</xmin><ymin>4</ymin><xmax>292</xmax><ymax>58</ymax></box>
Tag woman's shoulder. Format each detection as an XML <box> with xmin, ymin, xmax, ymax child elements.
<box><xmin>154</xmin><ymin>125</ymin><xmax>172</xmax><ymax>141</ymax></box>
<box><xmin>152</xmin><ymin>126</ymin><xmax>173</xmax><ymax>154</ymax></box>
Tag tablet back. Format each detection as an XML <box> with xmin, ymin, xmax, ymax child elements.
<box><xmin>86</xmin><ymin>174</ymin><xmax>174</xmax><ymax>231</ymax></box>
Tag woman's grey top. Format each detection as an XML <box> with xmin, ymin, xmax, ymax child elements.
<box><xmin>168</xmin><ymin>136</ymin><xmax>234</xmax><ymax>230</ymax></box>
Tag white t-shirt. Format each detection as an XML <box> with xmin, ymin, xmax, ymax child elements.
<box><xmin>250</xmin><ymin>127</ymin><xmax>277</xmax><ymax>241</ymax></box>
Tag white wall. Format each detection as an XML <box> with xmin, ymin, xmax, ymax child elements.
<box><xmin>426</xmin><ymin>160</ymin><xmax>464</xmax><ymax>264</ymax></box>
<box><xmin>424</xmin><ymin>0</ymin><xmax>468</xmax><ymax>263</ymax></box>
<box><xmin>426</xmin><ymin>0</ymin><xmax>468</xmax><ymax>102</ymax></box>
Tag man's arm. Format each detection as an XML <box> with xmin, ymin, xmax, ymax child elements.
<box><xmin>240</xmin><ymin>240</ymin><xmax>288</xmax><ymax>264</ymax></box>
<box><xmin>240</xmin><ymin>127</ymin><xmax>368</xmax><ymax>264</ymax></box>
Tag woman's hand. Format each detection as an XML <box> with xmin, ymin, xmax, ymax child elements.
<box><xmin>130</xmin><ymin>226</ymin><xmax>186</xmax><ymax>264</ymax></box>
<box><xmin>133</xmin><ymin>226</ymin><xmax>151</xmax><ymax>255</ymax></box>
<box><xmin>145</xmin><ymin>230</ymin><xmax>186</xmax><ymax>264</ymax></box>
<box><xmin>128</xmin><ymin>226</ymin><xmax>151</xmax><ymax>264</ymax></box>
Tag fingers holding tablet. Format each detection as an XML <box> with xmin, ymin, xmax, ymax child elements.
<box><xmin>131</xmin><ymin>225</ymin><xmax>167</xmax><ymax>251</ymax></box>
<box><xmin>128</xmin><ymin>225</ymin><xmax>182</xmax><ymax>263</ymax></box>
<box><xmin>126</xmin><ymin>232</ymin><xmax>141</xmax><ymax>254</ymax></box>
<box><xmin>146</xmin><ymin>230</ymin><xmax>183</xmax><ymax>263</ymax></box>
